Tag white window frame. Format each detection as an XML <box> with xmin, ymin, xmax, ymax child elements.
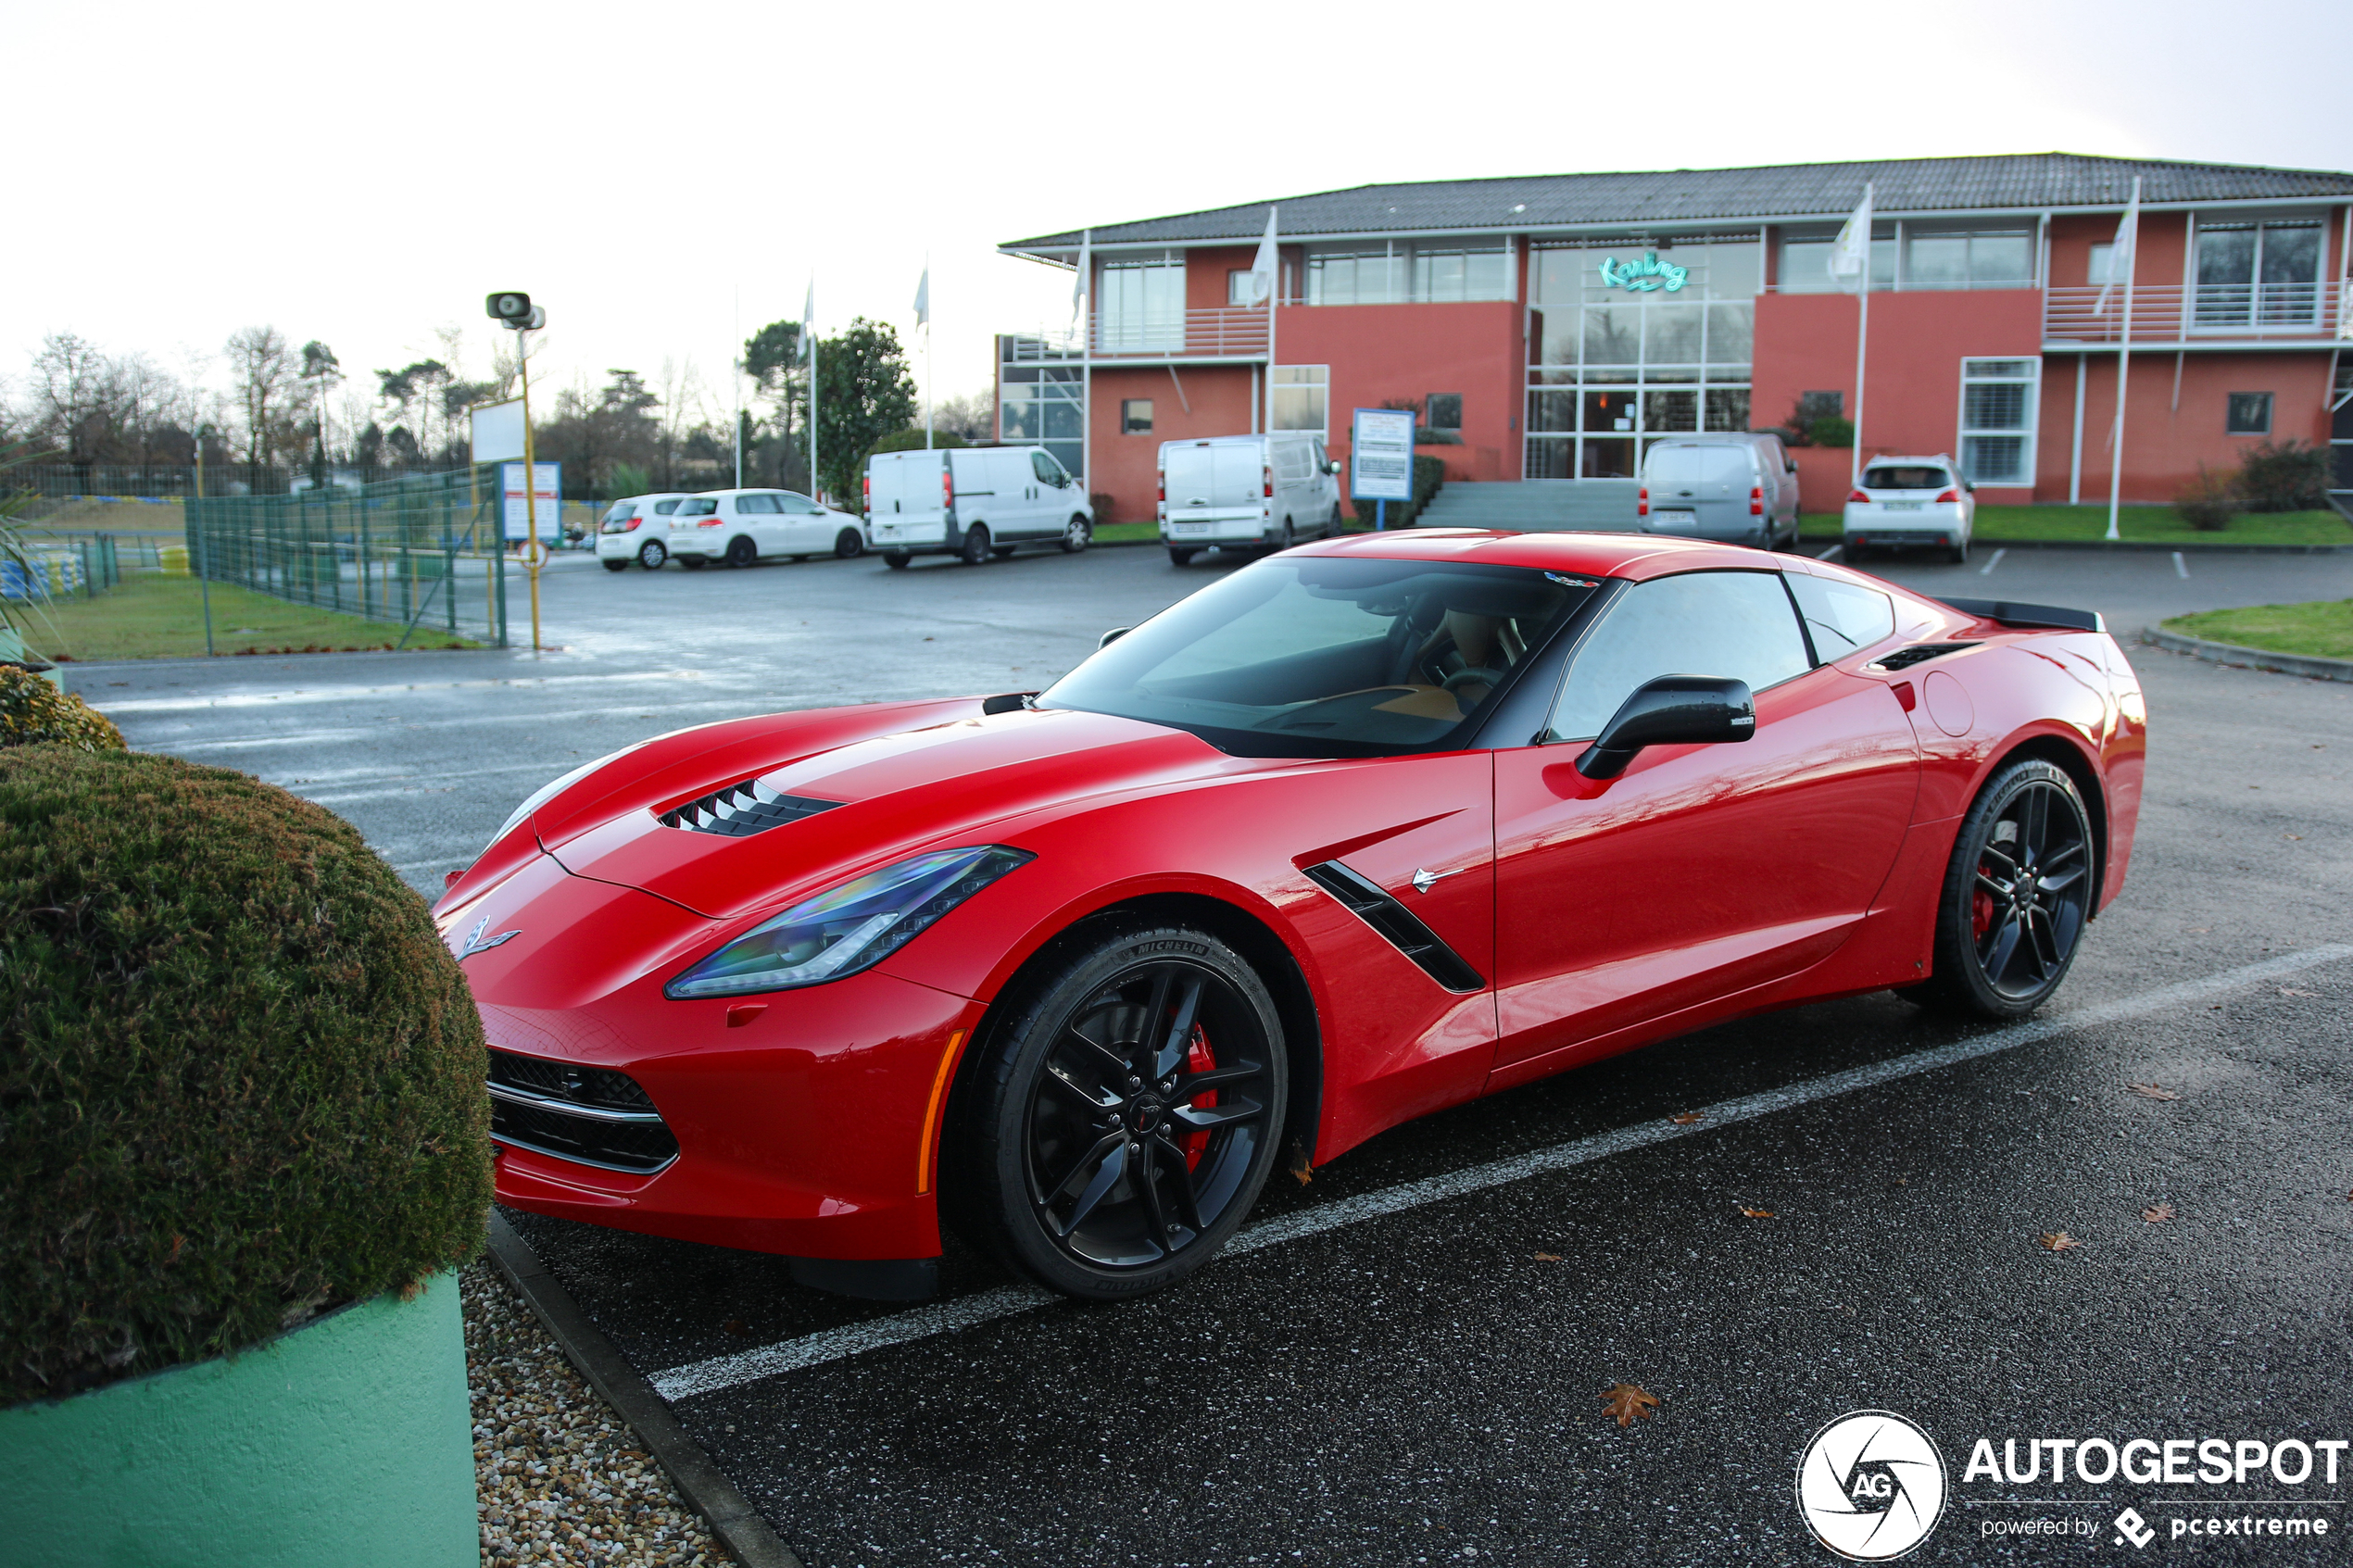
<box><xmin>1271</xmin><ymin>365</ymin><xmax>1330</xmax><ymax>439</ymax></box>
<box><xmin>1956</xmin><ymin>357</ymin><xmax>2040</xmax><ymax>487</ymax></box>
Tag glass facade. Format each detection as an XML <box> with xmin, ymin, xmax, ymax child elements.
<box><xmin>998</xmin><ymin>358</ymin><xmax>1084</xmax><ymax>480</ymax></box>
<box><xmin>1525</xmin><ymin>236</ymin><xmax>1758</xmax><ymax>480</ymax></box>
<box><xmin>1306</xmin><ymin>238</ymin><xmax>1515</xmax><ymax>305</ymax></box>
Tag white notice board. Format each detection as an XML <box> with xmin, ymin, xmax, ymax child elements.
<box><xmin>500</xmin><ymin>462</ymin><xmax>562</xmax><ymax>542</ymax></box>
<box><xmin>471</xmin><ymin>398</ymin><xmax>528</xmax><ymax>465</ymax></box>
<box><xmin>1350</xmin><ymin>408</ymin><xmax>1416</xmax><ymax>502</ymax></box>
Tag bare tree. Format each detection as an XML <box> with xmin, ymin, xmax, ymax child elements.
<box><xmin>929</xmin><ymin>389</ymin><xmax>996</xmax><ymax>442</ymax></box>
<box><xmin>224</xmin><ymin>326</ymin><xmax>296</xmax><ymax>468</ymax></box>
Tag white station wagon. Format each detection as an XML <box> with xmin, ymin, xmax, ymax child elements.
<box><xmin>1843</xmin><ymin>455</ymin><xmax>1977</xmax><ymax>564</ymax></box>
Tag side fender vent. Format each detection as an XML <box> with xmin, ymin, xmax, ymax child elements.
<box><xmin>661</xmin><ymin>779</ymin><xmax>843</xmax><ymax>837</ymax></box>
<box><xmin>1870</xmin><ymin>642</ymin><xmax>1978</xmax><ymax>671</ymax></box>
<box><xmin>1302</xmin><ymin>860</ymin><xmax>1486</xmax><ymax>994</ymax></box>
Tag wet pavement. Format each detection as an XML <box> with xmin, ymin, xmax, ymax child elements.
<box><xmin>77</xmin><ymin>541</ymin><xmax>2353</xmax><ymax>1565</ymax></box>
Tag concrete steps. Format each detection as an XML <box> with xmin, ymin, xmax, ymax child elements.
<box><xmin>1415</xmin><ymin>480</ymin><xmax>1641</xmax><ymax>533</ymax></box>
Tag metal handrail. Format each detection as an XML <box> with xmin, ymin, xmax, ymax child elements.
<box><xmin>2043</xmin><ymin>282</ymin><xmax>2340</xmax><ymax>343</ymax></box>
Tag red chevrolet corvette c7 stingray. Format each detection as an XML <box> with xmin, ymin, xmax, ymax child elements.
<box><xmin>434</xmin><ymin>529</ymin><xmax>2145</xmax><ymax>1301</ymax></box>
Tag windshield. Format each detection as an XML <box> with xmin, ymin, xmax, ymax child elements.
<box><xmin>1039</xmin><ymin>558</ymin><xmax>1592</xmax><ymax>757</ymax></box>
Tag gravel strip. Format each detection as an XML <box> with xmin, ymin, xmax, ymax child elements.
<box><xmin>463</xmin><ymin>1258</ymin><xmax>736</xmax><ymax>1568</ymax></box>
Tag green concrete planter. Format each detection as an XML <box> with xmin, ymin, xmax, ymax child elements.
<box><xmin>0</xmin><ymin>1270</ymin><xmax>475</xmax><ymax>1568</ymax></box>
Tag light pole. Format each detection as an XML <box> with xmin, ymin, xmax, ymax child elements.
<box><xmin>486</xmin><ymin>292</ymin><xmax>548</xmax><ymax>652</ymax></box>
<box><xmin>193</xmin><ymin>423</ymin><xmax>216</xmax><ymax>657</ymax></box>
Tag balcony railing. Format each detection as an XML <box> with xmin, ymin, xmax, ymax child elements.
<box><xmin>2044</xmin><ymin>282</ymin><xmax>2345</xmax><ymax>344</ymax></box>
<box><xmin>1000</xmin><ymin>309</ymin><xmax>1276</xmax><ymax>363</ymax></box>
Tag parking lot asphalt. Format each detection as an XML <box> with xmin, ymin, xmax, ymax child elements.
<box><xmin>77</xmin><ymin>541</ymin><xmax>2353</xmax><ymax>1565</ymax></box>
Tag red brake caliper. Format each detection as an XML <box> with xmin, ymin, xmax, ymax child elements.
<box><xmin>1971</xmin><ymin>868</ymin><xmax>1996</xmax><ymax>942</ymax></box>
<box><xmin>1181</xmin><ymin>1025</ymin><xmax>1215</xmax><ymax>1172</ymax></box>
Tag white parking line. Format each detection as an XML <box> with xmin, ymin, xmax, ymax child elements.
<box><xmin>1815</xmin><ymin>546</ymin><xmax>1843</xmax><ymax>563</ymax></box>
<box><xmin>1979</xmin><ymin>547</ymin><xmax>2006</xmax><ymax>576</ymax></box>
<box><xmin>2173</xmin><ymin>551</ymin><xmax>2190</xmax><ymax>579</ymax></box>
<box><xmin>645</xmin><ymin>945</ymin><xmax>2353</xmax><ymax>1401</ymax></box>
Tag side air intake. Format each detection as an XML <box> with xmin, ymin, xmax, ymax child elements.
<box><xmin>1302</xmin><ymin>860</ymin><xmax>1486</xmax><ymax>994</ymax></box>
<box><xmin>660</xmin><ymin>779</ymin><xmax>842</xmax><ymax>837</ymax></box>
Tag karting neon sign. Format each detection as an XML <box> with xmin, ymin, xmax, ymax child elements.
<box><xmin>1597</xmin><ymin>252</ymin><xmax>1690</xmax><ymax>293</ymax></box>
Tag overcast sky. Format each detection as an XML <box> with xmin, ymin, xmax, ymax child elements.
<box><xmin>12</xmin><ymin>0</ymin><xmax>2348</xmax><ymax>430</ymax></box>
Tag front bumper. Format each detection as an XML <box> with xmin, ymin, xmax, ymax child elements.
<box><xmin>444</xmin><ymin>850</ymin><xmax>979</xmax><ymax>1263</ymax></box>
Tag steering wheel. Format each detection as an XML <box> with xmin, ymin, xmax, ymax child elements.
<box><xmin>1441</xmin><ymin>666</ymin><xmax>1503</xmax><ymax>696</ymax></box>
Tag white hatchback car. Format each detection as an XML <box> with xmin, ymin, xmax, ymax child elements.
<box><xmin>596</xmin><ymin>493</ymin><xmax>691</xmax><ymax>571</ymax></box>
<box><xmin>1843</xmin><ymin>455</ymin><xmax>1976</xmax><ymax>564</ymax></box>
<box><xmin>669</xmin><ymin>490</ymin><xmax>867</xmax><ymax>571</ymax></box>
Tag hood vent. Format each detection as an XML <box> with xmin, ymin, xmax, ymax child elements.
<box><xmin>660</xmin><ymin>778</ymin><xmax>843</xmax><ymax>837</ymax></box>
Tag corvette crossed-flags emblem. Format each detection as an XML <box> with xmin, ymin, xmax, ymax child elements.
<box><xmin>453</xmin><ymin>914</ymin><xmax>522</xmax><ymax>961</ymax></box>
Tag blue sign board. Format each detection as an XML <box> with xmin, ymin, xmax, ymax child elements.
<box><xmin>1350</xmin><ymin>408</ymin><xmax>1416</xmax><ymax>503</ymax></box>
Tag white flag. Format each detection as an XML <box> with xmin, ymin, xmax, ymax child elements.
<box><xmin>912</xmin><ymin>265</ymin><xmax>929</xmax><ymax>329</ymax></box>
<box><xmin>1072</xmin><ymin>229</ymin><xmax>1090</xmax><ymax>324</ymax></box>
<box><xmin>1242</xmin><ymin>207</ymin><xmax>1279</xmax><ymax>306</ymax></box>
<box><xmin>800</xmin><ymin>279</ymin><xmax>816</xmax><ymax>362</ymax></box>
<box><xmin>2095</xmin><ymin>184</ymin><xmax>2139</xmax><ymax>318</ymax></box>
<box><xmin>1828</xmin><ymin>183</ymin><xmax>1873</xmax><ymax>289</ymax></box>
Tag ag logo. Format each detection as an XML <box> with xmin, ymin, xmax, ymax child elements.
<box><xmin>1795</xmin><ymin>1410</ymin><xmax>1947</xmax><ymax>1561</ymax></box>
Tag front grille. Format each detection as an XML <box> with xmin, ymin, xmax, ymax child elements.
<box><xmin>487</xmin><ymin>1047</ymin><xmax>677</xmax><ymax>1173</ymax></box>
<box><xmin>1871</xmin><ymin>642</ymin><xmax>1979</xmax><ymax>671</ymax></box>
<box><xmin>659</xmin><ymin>778</ymin><xmax>842</xmax><ymax>837</ymax></box>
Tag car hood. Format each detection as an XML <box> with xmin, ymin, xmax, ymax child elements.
<box><xmin>533</xmin><ymin>702</ymin><xmax>1252</xmax><ymax>921</ymax></box>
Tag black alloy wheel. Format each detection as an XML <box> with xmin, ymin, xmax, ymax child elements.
<box><xmin>835</xmin><ymin>528</ymin><xmax>864</xmax><ymax>559</ymax></box>
<box><xmin>1061</xmin><ymin>515</ymin><xmax>1091</xmax><ymax>554</ymax></box>
<box><xmin>1168</xmin><ymin>546</ymin><xmax>1196</xmax><ymax>566</ymax></box>
<box><xmin>724</xmin><ymin>536</ymin><xmax>758</xmax><ymax>569</ymax></box>
<box><xmin>960</xmin><ymin>525</ymin><xmax>992</xmax><ymax>566</ymax></box>
<box><xmin>601</xmin><ymin>558</ymin><xmax>629</xmax><ymax>572</ymax></box>
<box><xmin>950</xmin><ymin>922</ymin><xmax>1287</xmax><ymax>1300</ymax></box>
<box><xmin>637</xmin><ymin>539</ymin><xmax>667</xmax><ymax>571</ymax></box>
<box><xmin>1907</xmin><ymin>759</ymin><xmax>2095</xmax><ymax>1019</ymax></box>
<box><xmin>884</xmin><ymin>550</ymin><xmax>912</xmax><ymax>570</ymax></box>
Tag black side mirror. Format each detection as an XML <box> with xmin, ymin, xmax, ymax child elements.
<box><xmin>1575</xmin><ymin>675</ymin><xmax>1755</xmax><ymax>779</ymax></box>
<box><xmin>1100</xmin><ymin>626</ymin><xmax>1132</xmax><ymax>648</ymax></box>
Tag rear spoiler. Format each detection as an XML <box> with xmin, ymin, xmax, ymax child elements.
<box><xmin>1933</xmin><ymin>596</ymin><xmax>2106</xmax><ymax>634</ymax></box>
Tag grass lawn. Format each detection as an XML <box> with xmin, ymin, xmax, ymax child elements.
<box><xmin>1803</xmin><ymin>504</ymin><xmax>2350</xmax><ymax>546</ymax></box>
<box><xmin>2162</xmin><ymin>599</ymin><xmax>2353</xmax><ymax>660</ymax></box>
<box><xmin>22</xmin><ymin>572</ymin><xmax>479</xmax><ymax>662</ymax></box>
<box><xmin>1093</xmin><ymin>521</ymin><xmax>1160</xmax><ymax>545</ymax></box>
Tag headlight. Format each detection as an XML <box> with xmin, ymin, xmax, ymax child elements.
<box><xmin>492</xmin><ymin>743</ymin><xmax>650</xmax><ymax>847</ymax></box>
<box><xmin>663</xmin><ymin>845</ymin><xmax>1033</xmax><ymax>1000</ymax></box>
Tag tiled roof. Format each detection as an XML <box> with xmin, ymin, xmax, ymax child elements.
<box><xmin>1002</xmin><ymin>154</ymin><xmax>2353</xmax><ymax>252</ymax></box>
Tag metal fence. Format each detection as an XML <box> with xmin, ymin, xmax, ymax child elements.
<box><xmin>185</xmin><ymin>469</ymin><xmax>509</xmax><ymax>646</ymax></box>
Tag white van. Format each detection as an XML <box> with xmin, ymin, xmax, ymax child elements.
<box><xmin>1158</xmin><ymin>433</ymin><xmax>1343</xmax><ymax>565</ymax></box>
<box><xmin>1636</xmin><ymin>433</ymin><xmax>1800</xmax><ymax>551</ymax></box>
<box><xmin>864</xmin><ymin>445</ymin><xmax>1093</xmax><ymax>568</ymax></box>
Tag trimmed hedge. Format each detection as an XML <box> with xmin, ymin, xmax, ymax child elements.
<box><xmin>0</xmin><ymin>747</ymin><xmax>492</xmax><ymax>1408</ymax></box>
<box><xmin>0</xmin><ymin>668</ymin><xmax>125</xmax><ymax>752</ymax></box>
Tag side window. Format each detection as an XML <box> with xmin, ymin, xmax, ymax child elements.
<box><xmin>777</xmin><ymin>490</ymin><xmax>819</xmax><ymax>512</ymax></box>
<box><xmin>1032</xmin><ymin>450</ymin><xmax>1065</xmax><ymax>486</ymax></box>
<box><xmin>1549</xmin><ymin>572</ymin><xmax>1812</xmax><ymax>740</ymax></box>
<box><xmin>653</xmin><ymin>499</ymin><xmax>681</xmax><ymax>515</ymax></box>
<box><xmin>737</xmin><ymin>495</ymin><xmax>775</xmax><ymax>514</ymax></box>
<box><xmin>1786</xmin><ymin>574</ymin><xmax>1896</xmax><ymax>661</ymax></box>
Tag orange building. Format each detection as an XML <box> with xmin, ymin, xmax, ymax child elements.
<box><xmin>996</xmin><ymin>154</ymin><xmax>2353</xmax><ymax>526</ymax></box>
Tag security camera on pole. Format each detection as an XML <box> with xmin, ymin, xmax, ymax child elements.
<box><xmin>485</xmin><ymin>291</ymin><xmax>547</xmax><ymax>652</ymax></box>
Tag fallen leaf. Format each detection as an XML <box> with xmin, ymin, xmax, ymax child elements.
<box><xmin>2185</xmin><ymin>926</ymin><xmax>2211</xmax><ymax>934</ymax></box>
<box><xmin>2038</xmin><ymin>1232</ymin><xmax>2082</xmax><ymax>1251</ymax></box>
<box><xmin>2142</xmin><ymin>1204</ymin><xmax>2174</xmax><ymax>1223</ymax></box>
<box><xmin>1533</xmin><ymin>1252</ymin><xmax>1563</xmax><ymax>1262</ymax></box>
<box><xmin>1288</xmin><ymin>1143</ymin><xmax>1315</xmax><ymax>1185</ymax></box>
<box><xmin>1600</xmin><ymin>1383</ymin><xmax>1660</xmax><ymax>1426</ymax></box>
<box><xmin>1740</xmin><ymin>1207</ymin><xmax>1776</xmax><ymax>1219</ymax></box>
<box><xmin>723</xmin><ymin>1318</ymin><xmax>749</xmax><ymax>1336</ymax></box>
<box><xmin>1894</xmin><ymin>1177</ymin><xmax>1909</xmax><ymax>1187</ymax></box>
<box><xmin>2284</xmin><ymin>833</ymin><xmax>2303</xmax><ymax>841</ymax></box>
<box><xmin>1671</xmin><ymin>1111</ymin><xmax>1705</xmax><ymax>1125</ymax></box>
<box><xmin>2127</xmin><ymin>1083</ymin><xmax>2180</xmax><ymax>1101</ymax></box>
<box><xmin>2280</xmin><ymin>987</ymin><xmax>2317</xmax><ymax>998</ymax></box>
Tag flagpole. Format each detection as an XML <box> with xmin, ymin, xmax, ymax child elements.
<box><xmin>1266</xmin><ymin>211</ymin><xmax>1280</xmax><ymax>439</ymax></box>
<box><xmin>1851</xmin><ymin>182</ymin><xmax>1871</xmax><ymax>493</ymax></box>
<box><xmin>2106</xmin><ymin>177</ymin><xmax>2141</xmax><ymax>543</ymax></box>
<box><xmin>1077</xmin><ymin>231</ymin><xmax>1091</xmax><ymax>497</ymax></box>
<box><xmin>733</xmin><ymin>284</ymin><xmax>744</xmax><ymax>490</ymax></box>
